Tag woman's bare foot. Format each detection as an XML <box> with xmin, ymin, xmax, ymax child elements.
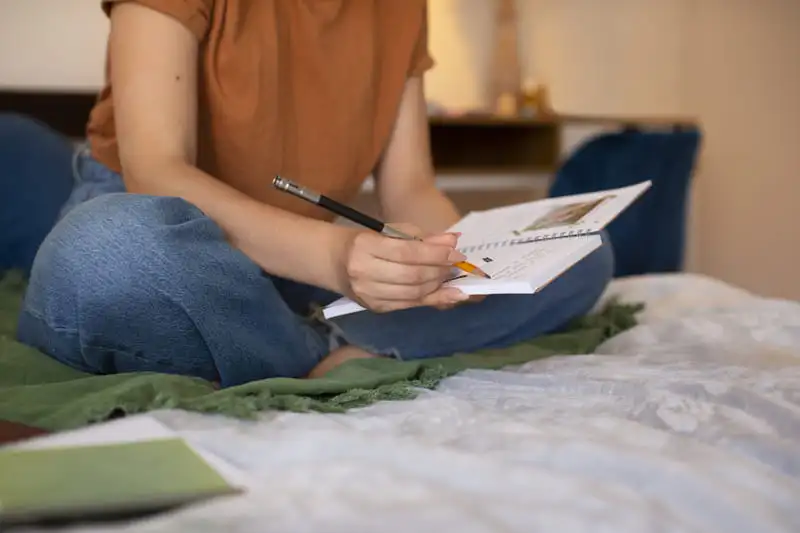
<box><xmin>307</xmin><ymin>345</ymin><xmax>378</xmax><ymax>379</ymax></box>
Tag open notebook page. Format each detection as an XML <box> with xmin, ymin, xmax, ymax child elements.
<box><xmin>449</xmin><ymin>180</ymin><xmax>651</xmax><ymax>250</ymax></box>
<box><xmin>453</xmin><ymin>234</ymin><xmax>602</xmax><ymax>293</ymax></box>
<box><xmin>321</xmin><ymin>235</ymin><xmax>602</xmax><ymax>319</ymax></box>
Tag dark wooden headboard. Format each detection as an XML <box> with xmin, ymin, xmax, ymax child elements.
<box><xmin>0</xmin><ymin>90</ymin><xmax>97</xmax><ymax>138</ymax></box>
<box><xmin>0</xmin><ymin>88</ymin><xmax>565</xmax><ymax>175</ymax></box>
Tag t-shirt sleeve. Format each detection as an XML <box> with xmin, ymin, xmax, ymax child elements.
<box><xmin>101</xmin><ymin>0</ymin><xmax>213</xmax><ymax>41</ymax></box>
<box><xmin>408</xmin><ymin>1</ymin><xmax>435</xmax><ymax>77</ymax></box>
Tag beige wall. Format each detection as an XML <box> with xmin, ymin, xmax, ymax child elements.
<box><xmin>2</xmin><ymin>0</ymin><xmax>798</xmax><ymax>299</ymax></box>
<box><xmin>426</xmin><ymin>0</ymin><xmax>688</xmax><ymax>116</ymax></box>
<box><xmin>427</xmin><ymin>0</ymin><xmax>799</xmax><ymax>300</ymax></box>
<box><xmin>0</xmin><ymin>0</ymin><xmax>108</xmax><ymax>90</ymax></box>
<box><xmin>683</xmin><ymin>0</ymin><xmax>800</xmax><ymax>300</ymax></box>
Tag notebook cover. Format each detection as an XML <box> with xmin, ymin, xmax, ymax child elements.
<box><xmin>0</xmin><ymin>437</ymin><xmax>240</xmax><ymax>526</ymax></box>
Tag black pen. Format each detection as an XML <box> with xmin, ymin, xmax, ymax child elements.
<box><xmin>271</xmin><ymin>175</ymin><xmax>490</xmax><ymax>278</ymax></box>
<box><xmin>272</xmin><ymin>176</ymin><xmax>411</xmax><ymax>239</ymax></box>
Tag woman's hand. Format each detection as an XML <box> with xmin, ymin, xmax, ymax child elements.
<box><xmin>339</xmin><ymin>224</ymin><xmax>471</xmax><ymax>313</ymax></box>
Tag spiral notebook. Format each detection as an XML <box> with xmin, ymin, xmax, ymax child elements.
<box><xmin>322</xmin><ymin>180</ymin><xmax>651</xmax><ymax>319</ymax></box>
<box><xmin>449</xmin><ymin>180</ymin><xmax>651</xmax><ymax>252</ymax></box>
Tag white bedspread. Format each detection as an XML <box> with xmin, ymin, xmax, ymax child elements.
<box><xmin>21</xmin><ymin>273</ymin><xmax>800</xmax><ymax>533</ymax></box>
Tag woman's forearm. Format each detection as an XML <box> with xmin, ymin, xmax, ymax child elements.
<box><xmin>124</xmin><ymin>159</ymin><xmax>355</xmax><ymax>294</ymax></box>
<box><xmin>381</xmin><ymin>183</ymin><xmax>462</xmax><ymax>235</ymax></box>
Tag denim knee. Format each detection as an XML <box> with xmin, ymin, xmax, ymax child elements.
<box><xmin>550</xmin><ymin>231</ymin><xmax>615</xmax><ymax>318</ymax></box>
<box><xmin>582</xmin><ymin>231</ymin><xmax>615</xmax><ymax>301</ymax></box>
<box><xmin>17</xmin><ymin>193</ymin><xmax>224</xmax><ymax>379</ymax></box>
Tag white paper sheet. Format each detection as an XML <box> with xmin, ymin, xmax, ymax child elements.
<box><xmin>457</xmin><ymin>235</ymin><xmax>601</xmax><ymax>286</ymax></box>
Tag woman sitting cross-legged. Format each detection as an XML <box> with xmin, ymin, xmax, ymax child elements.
<box><xmin>16</xmin><ymin>0</ymin><xmax>613</xmax><ymax>387</ymax></box>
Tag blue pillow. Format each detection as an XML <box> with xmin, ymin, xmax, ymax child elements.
<box><xmin>0</xmin><ymin>113</ymin><xmax>75</xmax><ymax>276</ymax></box>
<box><xmin>549</xmin><ymin>128</ymin><xmax>701</xmax><ymax>277</ymax></box>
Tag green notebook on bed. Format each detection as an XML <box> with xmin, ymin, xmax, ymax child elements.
<box><xmin>0</xmin><ymin>437</ymin><xmax>240</xmax><ymax>527</ymax></box>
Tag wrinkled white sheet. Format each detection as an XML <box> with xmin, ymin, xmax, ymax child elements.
<box><xmin>22</xmin><ymin>273</ymin><xmax>800</xmax><ymax>533</ymax></box>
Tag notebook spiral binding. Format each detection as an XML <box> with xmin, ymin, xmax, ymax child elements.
<box><xmin>459</xmin><ymin>228</ymin><xmax>594</xmax><ymax>254</ymax></box>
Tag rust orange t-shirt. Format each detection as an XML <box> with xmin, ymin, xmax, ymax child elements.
<box><xmin>86</xmin><ymin>0</ymin><xmax>434</xmax><ymax>221</ymax></box>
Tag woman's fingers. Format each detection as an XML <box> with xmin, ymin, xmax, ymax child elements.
<box><xmin>372</xmin><ymin>237</ymin><xmax>466</xmax><ymax>266</ymax></box>
<box><xmin>422</xmin><ymin>231</ymin><xmax>460</xmax><ymax>248</ymax></box>
<box><xmin>350</xmin><ymin>253</ymin><xmax>451</xmax><ymax>286</ymax></box>
<box><xmin>356</xmin><ymin>285</ymin><xmax>469</xmax><ymax>313</ymax></box>
<box><xmin>419</xmin><ymin>286</ymin><xmax>470</xmax><ymax>309</ymax></box>
<box><xmin>344</xmin><ymin>227</ymin><xmax>471</xmax><ymax>313</ymax></box>
<box><xmin>352</xmin><ymin>277</ymin><xmax>446</xmax><ymax>302</ymax></box>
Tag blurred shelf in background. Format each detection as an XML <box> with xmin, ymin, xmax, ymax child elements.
<box><xmin>0</xmin><ymin>89</ymin><xmax>697</xmax><ymax>215</ymax></box>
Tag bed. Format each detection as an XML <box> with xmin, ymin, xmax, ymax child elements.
<box><xmin>11</xmin><ymin>272</ymin><xmax>800</xmax><ymax>533</ymax></box>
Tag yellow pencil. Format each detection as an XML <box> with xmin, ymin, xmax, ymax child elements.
<box><xmin>272</xmin><ymin>176</ymin><xmax>491</xmax><ymax>279</ymax></box>
<box><xmin>453</xmin><ymin>260</ymin><xmax>491</xmax><ymax>279</ymax></box>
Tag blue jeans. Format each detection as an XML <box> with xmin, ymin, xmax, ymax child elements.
<box><xmin>16</xmin><ymin>147</ymin><xmax>614</xmax><ymax>387</ymax></box>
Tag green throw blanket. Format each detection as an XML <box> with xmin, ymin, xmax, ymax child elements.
<box><xmin>0</xmin><ymin>272</ymin><xmax>642</xmax><ymax>432</ymax></box>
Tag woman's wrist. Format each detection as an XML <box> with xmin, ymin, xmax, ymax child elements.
<box><xmin>322</xmin><ymin>224</ymin><xmax>361</xmax><ymax>297</ymax></box>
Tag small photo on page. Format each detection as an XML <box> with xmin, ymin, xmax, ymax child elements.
<box><xmin>511</xmin><ymin>195</ymin><xmax>615</xmax><ymax>235</ymax></box>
